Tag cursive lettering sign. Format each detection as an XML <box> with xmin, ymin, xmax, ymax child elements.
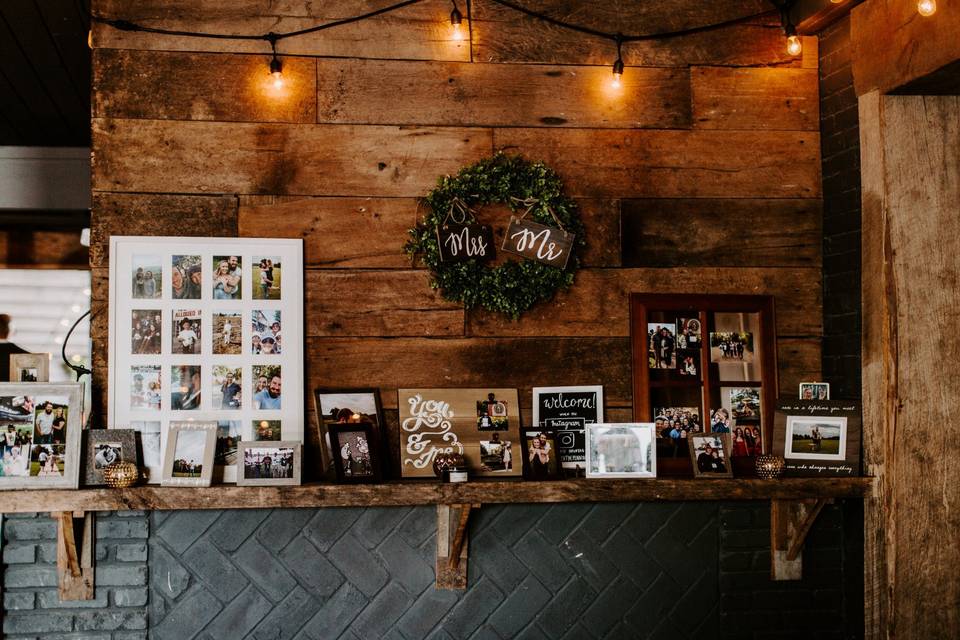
<box><xmin>437</xmin><ymin>224</ymin><xmax>494</xmax><ymax>263</ymax></box>
<box><xmin>501</xmin><ymin>217</ymin><xmax>574</xmax><ymax>268</ymax></box>
<box><xmin>401</xmin><ymin>393</ymin><xmax>463</xmax><ymax>470</ymax></box>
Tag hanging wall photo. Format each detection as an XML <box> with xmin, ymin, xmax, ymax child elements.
<box><xmin>398</xmin><ymin>388</ymin><xmax>521</xmax><ymax>478</ymax></box>
<box><xmin>108</xmin><ymin>236</ymin><xmax>304</xmax><ymax>484</ymax></box>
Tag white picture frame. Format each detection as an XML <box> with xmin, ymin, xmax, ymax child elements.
<box><xmin>161</xmin><ymin>421</ymin><xmax>217</xmax><ymax>487</ymax></box>
<box><xmin>236</xmin><ymin>441</ymin><xmax>301</xmax><ymax>486</ymax></box>
<box><xmin>0</xmin><ymin>383</ymin><xmax>83</xmax><ymax>489</ymax></box>
<box><xmin>585</xmin><ymin>423</ymin><xmax>657</xmax><ymax>479</ymax></box>
<box><xmin>107</xmin><ymin>236</ymin><xmax>304</xmax><ymax>483</ymax></box>
<box><xmin>784</xmin><ymin>415</ymin><xmax>847</xmax><ymax>461</ymax></box>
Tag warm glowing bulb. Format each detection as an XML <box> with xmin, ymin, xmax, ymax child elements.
<box><xmin>450</xmin><ymin>5</ymin><xmax>464</xmax><ymax>41</ymax></box>
<box><xmin>452</xmin><ymin>22</ymin><xmax>464</xmax><ymax>41</ymax></box>
<box><xmin>786</xmin><ymin>35</ymin><xmax>802</xmax><ymax>56</ymax></box>
<box><xmin>611</xmin><ymin>72</ymin><xmax>622</xmax><ymax>89</ymax></box>
<box><xmin>917</xmin><ymin>0</ymin><xmax>936</xmax><ymax>16</ymax></box>
<box><xmin>611</xmin><ymin>58</ymin><xmax>624</xmax><ymax>89</ymax></box>
<box><xmin>87</xmin><ymin>30</ymin><xmax>93</xmax><ymax>49</ymax></box>
<box><xmin>271</xmin><ymin>71</ymin><xmax>284</xmax><ymax>90</ymax></box>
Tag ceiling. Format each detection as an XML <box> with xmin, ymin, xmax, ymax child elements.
<box><xmin>0</xmin><ymin>0</ymin><xmax>90</xmax><ymax>147</ymax></box>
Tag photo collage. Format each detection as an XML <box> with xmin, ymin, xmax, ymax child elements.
<box><xmin>0</xmin><ymin>394</ymin><xmax>70</xmax><ymax>478</ymax></box>
<box><xmin>110</xmin><ymin>238</ymin><xmax>303</xmax><ymax>483</ymax></box>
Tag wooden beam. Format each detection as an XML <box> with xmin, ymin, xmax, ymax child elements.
<box><xmin>436</xmin><ymin>503</ymin><xmax>478</xmax><ymax>589</ymax></box>
<box><xmin>790</xmin><ymin>0</ymin><xmax>864</xmax><ymax>34</ymax></box>
<box><xmin>770</xmin><ymin>498</ymin><xmax>829</xmax><ymax>580</ymax></box>
<box><xmin>54</xmin><ymin>512</ymin><xmax>94</xmax><ymax>601</ymax></box>
<box><xmin>0</xmin><ymin>479</ymin><xmax>873</xmax><ymax>514</ymax></box>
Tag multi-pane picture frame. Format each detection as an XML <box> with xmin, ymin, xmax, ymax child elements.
<box><xmin>107</xmin><ymin>236</ymin><xmax>304</xmax><ymax>483</ymax></box>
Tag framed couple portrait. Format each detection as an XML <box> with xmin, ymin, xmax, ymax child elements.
<box><xmin>107</xmin><ymin>236</ymin><xmax>304</xmax><ymax>483</ymax></box>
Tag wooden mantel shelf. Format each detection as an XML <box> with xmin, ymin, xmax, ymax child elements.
<box><xmin>0</xmin><ymin>477</ymin><xmax>873</xmax><ymax>514</ymax></box>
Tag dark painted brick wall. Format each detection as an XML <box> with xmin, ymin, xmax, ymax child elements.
<box><xmin>819</xmin><ymin>15</ymin><xmax>863</xmax><ymax>401</ymax></box>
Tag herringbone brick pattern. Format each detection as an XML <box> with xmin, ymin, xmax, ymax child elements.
<box><xmin>149</xmin><ymin>503</ymin><xmax>720</xmax><ymax>640</ymax></box>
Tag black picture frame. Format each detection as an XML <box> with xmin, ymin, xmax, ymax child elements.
<box><xmin>313</xmin><ymin>387</ymin><xmax>388</xmax><ymax>478</ymax></box>
<box><xmin>83</xmin><ymin>429</ymin><xmax>139</xmax><ymax>486</ymax></box>
<box><xmin>520</xmin><ymin>428</ymin><xmax>563</xmax><ymax>480</ymax></box>
<box><xmin>329</xmin><ymin>422</ymin><xmax>382</xmax><ymax>483</ymax></box>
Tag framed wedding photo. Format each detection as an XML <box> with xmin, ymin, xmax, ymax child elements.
<box><xmin>585</xmin><ymin>423</ymin><xmax>656</xmax><ymax>479</ymax></box>
<box><xmin>688</xmin><ymin>433</ymin><xmax>734</xmax><ymax>479</ymax></box>
<box><xmin>0</xmin><ymin>383</ymin><xmax>83</xmax><ymax>489</ymax></box>
<box><xmin>161</xmin><ymin>421</ymin><xmax>217</xmax><ymax>487</ymax></box>
<box><xmin>520</xmin><ymin>429</ymin><xmax>562</xmax><ymax>480</ymax></box>
<box><xmin>773</xmin><ymin>400</ymin><xmax>861</xmax><ymax>477</ymax></box>
<box><xmin>314</xmin><ymin>388</ymin><xmax>384</xmax><ymax>476</ymax></box>
<box><xmin>329</xmin><ymin>423</ymin><xmax>381</xmax><ymax>483</ymax></box>
<box><xmin>84</xmin><ymin>429</ymin><xmax>138</xmax><ymax>486</ymax></box>
<box><xmin>108</xmin><ymin>236</ymin><xmax>305</xmax><ymax>484</ymax></box>
<box><xmin>236</xmin><ymin>441</ymin><xmax>301</xmax><ymax>486</ymax></box>
<box><xmin>9</xmin><ymin>353</ymin><xmax>49</xmax><ymax>383</ymax></box>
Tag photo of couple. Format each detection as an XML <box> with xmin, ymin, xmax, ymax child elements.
<box><xmin>212</xmin><ymin>255</ymin><xmax>242</xmax><ymax>300</ymax></box>
<box><xmin>252</xmin><ymin>365</ymin><xmax>281</xmax><ymax>410</ymax></box>
<box><xmin>172</xmin><ymin>255</ymin><xmax>202</xmax><ymax>299</ymax></box>
<box><xmin>132</xmin><ymin>255</ymin><xmax>161</xmax><ymax>299</ymax></box>
<box><xmin>253</xmin><ymin>256</ymin><xmax>281</xmax><ymax>300</ymax></box>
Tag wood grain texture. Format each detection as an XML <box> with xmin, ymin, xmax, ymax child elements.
<box><xmin>494</xmin><ymin>128</ymin><xmax>822</xmax><ymax>198</ymax></box>
<box><xmin>621</xmin><ymin>198</ymin><xmax>822</xmax><ymax>268</ymax></box>
<box><xmin>93</xmin><ymin>49</ymin><xmax>317</xmax><ymax>123</ymax></box>
<box><xmin>305</xmin><ymin>270</ymin><xmax>465</xmax><ymax>337</ymax></box>
<box><xmin>92</xmin><ymin>119</ymin><xmax>493</xmax><ymax>196</ymax></box>
<box><xmin>317</xmin><ymin>58</ymin><xmax>692</xmax><ymax>129</ymax></box>
<box><xmin>471</xmin><ymin>0</ymin><xmax>794</xmax><ymax>67</ymax></box>
<box><xmin>851</xmin><ymin>0</ymin><xmax>960</xmax><ymax>95</ymax></box>
<box><xmin>466</xmin><ymin>267</ymin><xmax>822</xmax><ymax>337</ymax></box>
<box><xmin>0</xmin><ymin>230</ymin><xmax>88</xmax><ymax>268</ymax></box>
<box><xmin>238</xmin><ymin>196</ymin><xmax>620</xmax><ymax>268</ymax></box>
<box><xmin>864</xmin><ymin>94</ymin><xmax>960</xmax><ymax>639</ymax></box>
<box><xmin>0</xmin><ymin>478</ymin><xmax>874</xmax><ymax>513</ymax></box>
<box><xmin>691</xmin><ymin>67</ymin><xmax>819</xmax><ymax>131</ymax></box>
<box><xmin>92</xmin><ymin>0</ymin><xmax>469</xmax><ymax>61</ymax></box>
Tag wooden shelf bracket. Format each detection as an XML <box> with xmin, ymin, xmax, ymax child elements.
<box><xmin>436</xmin><ymin>503</ymin><xmax>479</xmax><ymax>590</ymax></box>
<box><xmin>53</xmin><ymin>511</ymin><xmax>95</xmax><ymax>601</ymax></box>
<box><xmin>770</xmin><ymin>498</ymin><xmax>831</xmax><ymax>581</ymax></box>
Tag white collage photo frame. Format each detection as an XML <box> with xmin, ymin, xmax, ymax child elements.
<box><xmin>108</xmin><ymin>236</ymin><xmax>304</xmax><ymax>483</ymax></box>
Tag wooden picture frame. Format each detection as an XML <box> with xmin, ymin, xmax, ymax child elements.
<box><xmin>585</xmin><ymin>423</ymin><xmax>657</xmax><ymax>478</ymax></box>
<box><xmin>688</xmin><ymin>433</ymin><xmax>734</xmax><ymax>479</ymax></box>
<box><xmin>0</xmin><ymin>383</ymin><xmax>83</xmax><ymax>489</ymax></box>
<box><xmin>773</xmin><ymin>400</ymin><xmax>861</xmax><ymax>477</ymax></box>
<box><xmin>9</xmin><ymin>354</ymin><xmax>50</xmax><ymax>383</ymax></box>
<box><xmin>532</xmin><ymin>385</ymin><xmax>603</xmax><ymax>474</ymax></box>
<box><xmin>313</xmin><ymin>387</ymin><xmax>386</xmax><ymax>478</ymax></box>
<box><xmin>84</xmin><ymin>429</ymin><xmax>138</xmax><ymax>486</ymax></box>
<box><xmin>520</xmin><ymin>429</ymin><xmax>562</xmax><ymax>480</ymax></box>
<box><xmin>329</xmin><ymin>422</ymin><xmax>381</xmax><ymax>483</ymax></box>
<box><xmin>630</xmin><ymin>294</ymin><xmax>778</xmax><ymax>478</ymax></box>
<box><xmin>236</xmin><ymin>441</ymin><xmax>301</xmax><ymax>486</ymax></box>
<box><xmin>161</xmin><ymin>421</ymin><xmax>216</xmax><ymax>487</ymax></box>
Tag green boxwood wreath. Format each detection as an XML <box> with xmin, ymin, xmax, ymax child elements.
<box><xmin>404</xmin><ymin>152</ymin><xmax>585</xmax><ymax>319</ymax></box>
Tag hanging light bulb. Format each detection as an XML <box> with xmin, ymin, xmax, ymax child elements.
<box><xmin>611</xmin><ymin>58</ymin><xmax>624</xmax><ymax>89</ymax></box>
<box><xmin>269</xmin><ymin>56</ymin><xmax>284</xmax><ymax>90</ymax></box>
<box><xmin>450</xmin><ymin>1</ymin><xmax>464</xmax><ymax>41</ymax></box>
<box><xmin>786</xmin><ymin>34</ymin><xmax>802</xmax><ymax>56</ymax></box>
<box><xmin>87</xmin><ymin>30</ymin><xmax>93</xmax><ymax>49</ymax></box>
<box><xmin>917</xmin><ymin>0</ymin><xmax>936</xmax><ymax>16</ymax></box>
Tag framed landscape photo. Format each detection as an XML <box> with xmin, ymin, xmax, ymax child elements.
<box><xmin>329</xmin><ymin>423</ymin><xmax>381</xmax><ymax>483</ymax></box>
<box><xmin>236</xmin><ymin>441</ymin><xmax>300</xmax><ymax>486</ymax></box>
<box><xmin>9</xmin><ymin>354</ymin><xmax>49</xmax><ymax>383</ymax></box>
<box><xmin>314</xmin><ymin>388</ymin><xmax>384</xmax><ymax>476</ymax></box>
<box><xmin>688</xmin><ymin>433</ymin><xmax>734</xmax><ymax>478</ymax></box>
<box><xmin>532</xmin><ymin>385</ymin><xmax>603</xmax><ymax>474</ymax></box>
<box><xmin>161</xmin><ymin>421</ymin><xmax>217</xmax><ymax>487</ymax></box>
<box><xmin>520</xmin><ymin>429</ymin><xmax>562</xmax><ymax>480</ymax></box>
<box><xmin>108</xmin><ymin>236</ymin><xmax>305</xmax><ymax>484</ymax></box>
<box><xmin>773</xmin><ymin>400</ymin><xmax>861</xmax><ymax>477</ymax></box>
<box><xmin>397</xmin><ymin>388</ymin><xmax>521</xmax><ymax>478</ymax></box>
<box><xmin>585</xmin><ymin>423</ymin><xmax>656</xmax><ymax>479</ymax></box>
<box><xmin>0</xmin><ymin>383</ymin><xmax>83</xmax><ymax>489</ymax></box>
<box><xmin>84</xmin><ymin>429</ymin><xmax>138</xmax><ymax>486</ymax></box>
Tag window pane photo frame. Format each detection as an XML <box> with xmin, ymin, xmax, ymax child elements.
<box><xmin>107</xmin><ymin>237</ymin><xmax>304</xmax><ymax>484</ymax></box>
<box><xmin>0</xmin><ymin>383</ymin><xmax>83</xmax><ymax>489</ymax></box>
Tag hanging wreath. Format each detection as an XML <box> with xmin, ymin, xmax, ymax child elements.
<box><xmin>404</xmin><ymin>153</ymin><xmax>585</xmax><ymax>319</ymax></box>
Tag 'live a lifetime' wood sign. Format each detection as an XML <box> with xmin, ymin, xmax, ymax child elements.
<box><xmin>501</xmin><ymin>217</ymin><xmax>575</xmax><ymax>269</ymax></box>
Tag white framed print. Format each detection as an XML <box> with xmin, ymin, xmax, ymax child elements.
<box><xmin>585</xmin><ymin>423</ymin><xmax>656</xmax><ymax>478</ymax></box>
<box><xmin>108</xmin><ymin>236</ymin><xmax>304</xmax><ymax>483</ymax></box>
<box><xmin>161</xmin><ymin>421</ymin><xmax>217</xmax><ymax>487</ymax></box>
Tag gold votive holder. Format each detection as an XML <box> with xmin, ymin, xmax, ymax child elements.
<box><xmin>103</xmin><ymin>461</ymin><xmax>140</xmax><ymax>488</ymax></box>
<box><xmin>755</xmin><ymin>454</ymin><xmax>785</xmax><ymax>480</ymax></box>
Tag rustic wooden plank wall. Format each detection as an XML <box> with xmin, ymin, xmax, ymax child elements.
<box><xmin>89</xmin><ymin>0</ymin><xmax>822</xmax><ymax>473</ymax></box>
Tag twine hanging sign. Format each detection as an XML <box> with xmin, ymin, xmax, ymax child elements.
<box><xmin>435</xmin><ymin>198</ymin><xmax>495</xmax><ymax>263</ymax></box>
<box><xmin>501</xmin><ymin>198</ymin><xmax>575</xmax><ymax>269</ymax></box>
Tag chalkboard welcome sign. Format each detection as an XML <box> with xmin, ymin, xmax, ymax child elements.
<box><xmin>501</xmin><ymin>217</ymin><xmax>575</xmax><ymax>269</ymax></box>
<box><xmin>532</xmin><ymin>386</ymin><xmax>604</xmax><ymax>471</ymax></box>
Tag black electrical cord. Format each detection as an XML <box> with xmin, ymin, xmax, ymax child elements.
<box><xmin>61</xmin><ymin>308</ymin><xmax>93</xmax><ymax>381</ymax></box>
<box><xmin>90</xmin><ymin>0</ymin><xmax>777</xmax><ymax>48</ymax></box>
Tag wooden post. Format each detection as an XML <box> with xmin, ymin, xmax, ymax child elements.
<box><xmin>435</xmin><ymin>504</ymin><xmax>477</xmax><ymax>590</ymax></box>
<box><xmin>859</xmin><ymin>91</ymin><xmax>960</xmax><ymax>639</ymax></box>
<box><xmin>54</xmin><ymin>511</ymin><xmax>94</xmax><ymax>601</ymax></box>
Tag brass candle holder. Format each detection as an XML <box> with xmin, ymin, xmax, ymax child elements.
<box><xmin>103</xmin><ymin>462</ymin><xmax>140</xmax><ymax>488</ymax></box>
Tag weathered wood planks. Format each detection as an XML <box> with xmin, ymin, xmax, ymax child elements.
<box><xmin>621</xmin><ymin>198</ymin><xmax>822</xmax><ymax>268</ymax></box>
<box><xmin>691</xmin><ymin>67</ymin><xmax>819</xmax><ymax>131</ymax></box>
<box><xmin>92</xmin><ymin>0</ymin><xmax>469</xmax><ymax>61</ymax></box>
<box><xmin>93</xmin><ymin>49</ymin><xmax>318</xmax><ymax>124</ymax></box>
